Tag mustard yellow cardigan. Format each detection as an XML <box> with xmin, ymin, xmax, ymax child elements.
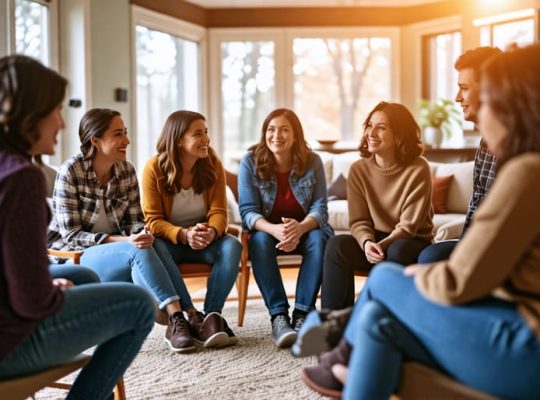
<box><xmin>141</xmin><ymin>155</ymin><xmax>228</xmax><ymax>244</ymax></box>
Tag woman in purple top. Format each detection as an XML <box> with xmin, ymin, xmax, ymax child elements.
<box><xmin>0</xmin><ymin>55</ymin><xmax>154</xmax><ymax>399</ymax></box>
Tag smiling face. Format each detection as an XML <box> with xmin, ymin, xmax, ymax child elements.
<box><xmin>365</xmin><ymin>111</ymin><xmax>396</xmax><ymax>159</ymax></box>
<box><xmin>179</xmin><ymin>118</ymin><xmax>210</xmax><ymax>161</ymax></box>
<box><xmin>455</xmin><ymin>68</ymin><xmax>481</xmax><ymax>124</ymax></box>
<box><xmin>265</xmin><ymin>115</ymin><xmax>295</xmax><ymax>157</ymax></box>
<box><xmin>91</xmin><ymin>115</ymin><xmax>129</xmax><ymax>162</ymax></box>
<box><xmin>31</xmin><ymin>105</ymin><xmax>65</xmax><ymax>156</ymax></box>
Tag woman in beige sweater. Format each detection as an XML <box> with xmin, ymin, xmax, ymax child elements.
<box><xmin>304</xmin><ymin>45</ymin><xmax>540</xmax><ymax>400</ymax></box>
<box><xmin>321</xmin><ymin>101</ymin><xmax>434</xmax><ymax>311</ymax></box>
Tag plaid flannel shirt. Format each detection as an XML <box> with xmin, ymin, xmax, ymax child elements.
<box><xmin>462</xmin><ymin>138</ymin><xmax>497</xmax><ymax>235</ymax></box>
<box><xmin>48</xmin><ymin>154</ymin><xmax>145</xmax><ymax>251</ymax></box>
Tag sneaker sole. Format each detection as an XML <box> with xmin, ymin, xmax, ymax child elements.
<box><xmin>163</xmin><ymin>337</ymin><xmax>196</xmax><ymax>353</ymax></box>
<box><xmin>274</xmin><ymin>330</ymin><xmax>298</xmax><ymax>348</ymax></box>
<box><xmin>291</xmin><ymin>324</ymin><xmax>331</xmax><ymax>358</ymax></box>
<box><xmin>195</xmin><ymin>332</ymin><xmax>230</xmax><ymax>348</ymax></box>
<box><xmin>300</xmin><ymin>368</ymin><xmax>342</xmax><ymax>399</ymax></box>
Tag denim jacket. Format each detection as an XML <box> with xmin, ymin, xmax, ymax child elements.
<box><xmin>238</xmin><ymin>151</ymin><xmax>333</xmax><ymax>236</ymax></box>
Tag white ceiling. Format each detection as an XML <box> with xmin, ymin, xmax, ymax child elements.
<box><xmin>186</xmin><ymin>0</ymin><xmax>443</xmax><ymax>8</ymax></box>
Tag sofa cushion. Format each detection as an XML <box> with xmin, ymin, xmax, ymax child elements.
<box><xmin>327</xmin><ymin>174</ymin><xmax>348</xmax><ymax>201</ymax></box>
<box><xmin>331</xmin><ymin>151</ymin><xmax>361</xmax><ymax>181</ymax></box>
<box><xmin>430</xmin><ymin>161</ymin><xmax>474</xmax><ymax>214</ymax></box>
<box><xmin>327</xmin><ymin>200</ymin><xmax>349</xmax><ymax>231</ymax></box>
<box><xmin>432</xmin><ymin>175</ymin><xmax>454</xmax><ymax>213</ymax></box>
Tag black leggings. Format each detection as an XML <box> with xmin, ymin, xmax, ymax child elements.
<box><xmin>321</xmin><ymin>233</ymin><xmax>430</xmax><ymax>310</ymax></box>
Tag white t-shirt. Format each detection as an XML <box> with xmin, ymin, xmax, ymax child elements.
<box><xmin>170</xmin><ymin>187</ymin><xmax>207</xmax><ymax>228</ymax></box>
<box><xmin>91</xmin><ymin>199</ymin><xmax>116</xmax><ymax>234</ymax></box>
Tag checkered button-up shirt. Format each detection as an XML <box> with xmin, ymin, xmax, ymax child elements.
<box><xmin>462</xmin><ymin>138</ymin><xmax>497</xmax><ymax>235</ymax></box>
<box><xmin>48</xmin><ymin>154</ymin><xmax>145</xmax><ymax>251</ymax></box>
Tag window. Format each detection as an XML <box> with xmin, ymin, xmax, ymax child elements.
<box><xmin>132</xmin><ymin>6</ymin><xmax>205</xmax><ymax>171</ymax></box>
<box><xmin>210</xmin><ymin>28</ymin><xmax>399</xmax><ymax>169</ymax></box>
<box><xmin>476</xmin><ymin>9</ymin><xmax>535</xmax><ymax>50</ymax></box>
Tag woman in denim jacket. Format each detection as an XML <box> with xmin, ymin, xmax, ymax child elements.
<box><xmin>239</xmin><ymin>108</ymin><xmax>334</xmax><ymax>348</ymax></box>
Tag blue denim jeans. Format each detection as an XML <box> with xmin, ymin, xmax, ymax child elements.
<box><xmin>249</xmin><ymin>229</ymin><xmax>328</xmax><ymax>316</ymax></box>
<box><xmin>0</xmin><ymin>283</ymin><xmax>154</xmax><ymax>400</ymax></box>
<box><xmin>343</xmin><ymin>262</ymin><xmax>540</xmax><ymax>400</ymax></box>
<box><xmin>154</xmin><ymin>235</ymin><xmax>241</xmax><ymax>314</ymax></box>
<box><xmin>80</xmin><ymin>242</ymin><xmax>192</xmax><ymax>310</ymax></box>
<box><xmin>49</xmin><ymin>264</ymin><xmax>100</xmax><ymax>285</ymax></box>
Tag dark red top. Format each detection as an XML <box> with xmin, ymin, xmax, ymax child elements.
<box><xmin>267</xmin><ymin>171</ymin><xmax>306</xmax><ymax>224</ymax></box>
<box><xmin>0</xmin><ymin>150</ymin><xmax>63</xmax><ymax>361</ymax></box>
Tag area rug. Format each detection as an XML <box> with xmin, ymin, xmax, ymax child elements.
<box><xmin>36</xmin><ymin>300</ymin><xmax>324</xmax><ymax>400</ymax></box>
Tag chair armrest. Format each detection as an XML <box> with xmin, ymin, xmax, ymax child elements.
<box><xmin>47</xmin><ymin>249</ymin><xmax>84</xmax><ymax>265</ymax></box>
<box><xmin>434</xmin><ymin>219</ymin><xmax>464</xmax><ymax>242</ymax></box>
<box><xmin>226</xmin><ymin>224</ymin><xmax>241</xmax><ymax>237</ymax></box>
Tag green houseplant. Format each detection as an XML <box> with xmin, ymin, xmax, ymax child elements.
<box><xmin>418</xmin><ymin>99</ymin><xmax>461</xmax><ymax>147</ymax></box>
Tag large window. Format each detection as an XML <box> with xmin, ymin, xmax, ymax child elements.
<box><xmin>476</xmin><ymin>9</ymin><xmax>535</xmax><ymax>50</ymax></box>
<box><xmin>210</xmin><ymin>28</ymin><xmax>399</xmax><ymax>169</ymax></box>
<box><xmin>132</xmin><ymin>7</ymin><xmax>205</xmax><ymax>171</ymax></box>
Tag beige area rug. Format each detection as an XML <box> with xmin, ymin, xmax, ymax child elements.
<box><xmin>35</xmin><ymin>300</ymin><xmax>325</xmax><ymax>400</ymax></box>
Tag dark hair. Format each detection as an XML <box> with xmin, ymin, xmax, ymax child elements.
<box><xmin>481</xmin><ymin>44</ymin><xmax>540</xmax><ymax>166</ymax></box>
<box><xmin>454</xmin><ymin>47</ymin><xmax>502</xmax><ymax>81</ymax></box>
<box><xmin>359</xmin><ymin>101</ymin><xmax>423</xmax><ymax>165</ymax></box>
<box><xmin>249</xmin><ymin>108</ymin><xmax>312</xmax><ymax>180</ymax></box>
<box><xmin>0</xmin><ymin>55</ymin><xmax>67</xmax><ymax>155</ymax></box>
<box><xmin>156</xmin><ymin>110</ymin><xmax>217</xmax><ymax>194</ymax></box>
<box><xmin>79</xmin><ymin>108</ymin><xmax>121</xmax><ymax>159</ymax></box>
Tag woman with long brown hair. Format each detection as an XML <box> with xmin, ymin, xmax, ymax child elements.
<box><xmin>238</xmin><ymin>108</ymin><xmax>334</xmax><ymax>348</ymax></box>
<box><xmin>142</xmin><ymin>110</ymin><xmax>242</xmax><ymax>349</ymax></box>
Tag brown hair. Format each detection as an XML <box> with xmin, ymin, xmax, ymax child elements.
<box><xmin>249</xmin><ymin>108</ymin><xmax>312</xmax><ymax>180</ymax></box>
<box><xmin>0</xmin><ymin>55</ymin><xmax>67</xmax><ymax>155</ymax></box>
<box><xmin>156</xmin><ymin>110</ymin><xmax>217</xmax><ymax>194</ymax></box>
<box><xmin>79</xmin><ymin>108</ymin><xmax>121</xmax><ymax>159</ymax></box>
<box><xmin>481</xmin><ymin>44</ymin><xmax>540</xmax><ymax>166</ymax></box>
<box><xmin>359</xmin><ymin>101</ymin><xmax>423</xmax><ymax>165</ymax></box>
<box><xmin>454</xmin><ymin>46</ymin><xmax>502</xmax><ymax>81</ymax></box>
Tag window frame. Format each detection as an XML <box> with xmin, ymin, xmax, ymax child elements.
<box><xmin>130</xmin><ymin>5</ymin><xmax>207</xmax><ymax>168</ymax></box>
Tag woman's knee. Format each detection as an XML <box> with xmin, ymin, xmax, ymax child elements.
<box><xmin>356</xmin><ymin>300</ymin><xmax>395</xmax><ymax>340</ymax></box>
<box><xmin>248</xmin><ymin>231</ymin><xmax>277</xmax><ymax>255</ymax></box>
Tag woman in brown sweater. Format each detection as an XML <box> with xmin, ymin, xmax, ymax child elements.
<box><xmin>305</xmin><ymin>44</ymin><xmax>540</xmax><ymax>400</ymax></box>
<box><xmin>321</xmin><ymin>101</ymin><xmax>434</xmax><ymax>311</ymax></box>
<box><xmin>142</xmin><ymin>110</ymin><xmax>242</xmax><ymax>349</ymax></box>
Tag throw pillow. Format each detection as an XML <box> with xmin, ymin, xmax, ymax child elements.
<box><xmin>327</xmin><ymin>174</ymin><xmax>348</xmax><ymax>201</ymax></box>
<box><xmin>432</xmin><ymin>175</ymin><xmax>454</xmax><ymax>214</ymax></box>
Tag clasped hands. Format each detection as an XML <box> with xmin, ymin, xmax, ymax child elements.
<box><xmin>129</xmin><ymin>227</ymin><xmax>154</xmax><ymax>249</ymax></box>
<box><xmin>273</xmin><ymin>217</ymin><xmax>303</xmax><ymax>252</ymax></box>
<box><xmin>186</xmin><ymin>223</ymin><xmax>216</xmax><ymax>250</ymax></box>
<box><xmin>364</xmin><ymin>240</ymin><xmax>385</xmax><ymax>264</ymax></box>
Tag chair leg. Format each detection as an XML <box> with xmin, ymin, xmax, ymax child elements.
<box><xmin>237</xmin><ymin>266</ymin><xmax>250</xmax><ymax>327</ymax></box>
<box><xmin>114</xmin><ymin>376</ymin><xmax>126</xmax><ymax>400</ymax></box>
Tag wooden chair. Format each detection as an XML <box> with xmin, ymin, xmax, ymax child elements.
<box><xmin>0</xmin><ymin>354</ymin><xmax>91</xmax><ymax>400</ymax></box>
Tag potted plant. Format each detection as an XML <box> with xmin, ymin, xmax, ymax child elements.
<box><xmin>418</xmin><ymin>99</ymin><xmax>461</xmax><ymax>148</ymax></box>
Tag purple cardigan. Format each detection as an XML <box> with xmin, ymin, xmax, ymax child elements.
<box><xmin>0</xmin><ymin>149</ymin><xmax>63</xmax><ymax>361</ymax></box>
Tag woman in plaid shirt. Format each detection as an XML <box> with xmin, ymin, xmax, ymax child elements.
<box><xmin>48</xmin><ymin>108</ymin><xmax>200</xmax><ymax>353</ymax></box>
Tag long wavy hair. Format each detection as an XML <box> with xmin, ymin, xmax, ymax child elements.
<box><xmin>249</xmin><ymin>108</ymin><xmax>312</xmax><ymax>180</ymax></box>
<box><xmin>156</xmin><ymin>110</ymin><xmax>217</xmax><ymax>194</ymax></box>
<box><xmin>481</xmin><ymin>44</ymin><xmax>540</xmax><ymax>166</ymax></box>
<box><xmin>0</xmin><ymin>55</ymin><xmax>67</xmax><ymax>156</ymax></box>
<box><xmin>359</xmin><ymin>101</ymin><xmax>423</xmax><ymax>165</ymax></box>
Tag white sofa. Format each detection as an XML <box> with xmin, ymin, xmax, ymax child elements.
<box><xmin>316</xmin><ymin>151</ymin><xmax>474</xmax><ymax>242</ymax></box>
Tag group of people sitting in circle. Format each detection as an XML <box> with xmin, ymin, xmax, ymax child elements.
<box><xmin>0</xmin><ymin>42</ymin><xmax>539</xmax><ymax>400</ymax></box>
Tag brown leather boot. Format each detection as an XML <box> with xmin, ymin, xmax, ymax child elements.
<box><xmin>164</xmin><ymin>312</ymin><xmax>195</xmax><ymax>353</ymax></box>
<box><xmin>189</xmin><ymin>311</ymin><xmax>229</xmax><ymax>348</ymax></box>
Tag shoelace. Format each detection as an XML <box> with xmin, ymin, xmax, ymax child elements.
<box><xmin>293</xmin><ymin>316</ymin><xmax>306</xmax><ymax>330</ymax></box>
<box><xmin>273</xmin><ymin>315</ymin><xmax>290</xmax><ymax>331</ymax></box>
<box><xmin>172</xmin><ymin>316</ymin><xmax>188</xmax><ymax>334</ymax></box>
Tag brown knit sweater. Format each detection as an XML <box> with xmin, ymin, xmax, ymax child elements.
<box><xmin>415</xmin><ymin>153</ymin><xmax>540</xmax><ymax>337</ymax></box>
<box><xmin>347</xmin><ymin>156</ymin><xmax>434</xmax><ymax>251</ymax></box>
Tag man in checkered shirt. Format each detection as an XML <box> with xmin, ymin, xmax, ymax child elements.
<box><xmin>418</xmin><ymin>46</ymin><xmax>502</xmax><ymax>263</ymax></box>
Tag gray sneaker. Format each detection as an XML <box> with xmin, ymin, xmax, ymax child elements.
<box><xmin>271</xmin><ymin>314</ymin><xmax>297</xmax><ymax>348</ymax></box>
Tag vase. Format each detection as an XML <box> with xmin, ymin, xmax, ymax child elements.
<box><xmin>423</xmin><ymin>127</ymin><xmax>443</xmax><ymax>148</ymax></box>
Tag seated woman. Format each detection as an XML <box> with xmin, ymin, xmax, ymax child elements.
<box><xmin>321</xmin><ymin>101</ymin><xmax>434</xmax><ymax>311</ymax></box>
<box><xmin>48</xmin><ymin>108</ymin><xmax>197</xmax><ymax>353</ymax></box>
<box><xmin>303</xmin><ymin>45</ymin><xmax>540</xmax><ymax>400</ymax></box>
<box><xmin>238</xmin><ymin>108</ymin><xmax>334</xmax><ymax>348</ymax></box>
<box><xmin>0</xmin><ymin>55</ymin><xmax>154</xmax><ymax>399</ymax></box>
<box><xmin>142</xmin><ymin>110</ymin><xmax>242</xmax><ymax>348</ymax></box>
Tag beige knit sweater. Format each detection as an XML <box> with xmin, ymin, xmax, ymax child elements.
<box><xmin>415</xmin><ymin>153</ymin><xmax>540</xmax><ymax>337</ymax></box>
<box><xmin>347</xmin><ymin>156</ymin><xmax>434</xmax><ymax>251</ymax></box>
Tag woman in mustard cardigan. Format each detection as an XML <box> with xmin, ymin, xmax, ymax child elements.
<box><xmin>142</xmin><ymin>110</ymin><xmax>242</xmax><ymax>348</ymax></box>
